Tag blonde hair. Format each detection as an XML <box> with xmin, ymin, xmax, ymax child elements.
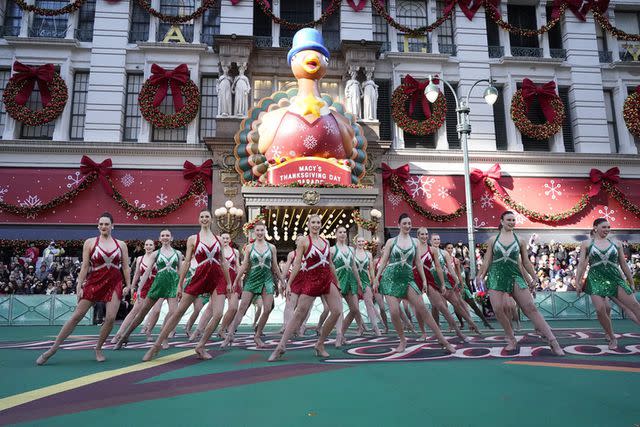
<box><xmin>308</xmin><ymin>214</ymin><xmax>322</xmax><ymax>222</ymax></box>
<box><xmin>417</xmin><ymin>227</ymin><xmax>429</xmax><ymax>236</ymax></box>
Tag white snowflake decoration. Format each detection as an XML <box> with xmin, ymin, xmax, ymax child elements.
<box><xmin>437</xmin><ymin>186</ymin><xmax>449</xmax><ymax>199</ymax></box>
<box><xmin>480</xmin><ymin>191</ymin><xmax>494</xmax><ymax>209</ymax></box>
<box><xmin>18</xmin><ymin>194</ymin><xmax>42</xmax><ymax>219</ymax></box>
<box><xmin>387</xmin><ymin>193</ymin><xmax>402</xmax><ymax>207</ymax></box>
<box><xmin>543</xmin><ymin>180</ymin><xmax>562</xmax><ymax>200</ymax></box>
<box><xmin>296</xmin><ymin>120</ymin><xmax>309</xmax><ymax>132</ymax></box>
<box><xmin>406</xmin><ymin>175</ymin><xmax>435</xmax><ymax>198</ymax></box>
<box><xmin>513</xmin><ymin>211</ymin><xmax>527</xmax><ymax>225</ymax></box>
<box><xmin>598</xmin><ymin>206</ymin><xmax>616</xmax><ymax>222</ymax></box>
<box><xmin>0</xmin><ymin>186</ymin><xmax>8</xmax><ymax>202</ymax></box>
<box><xmin>323</xmin><ymin>121</ymin><xmax>338</xmax><ymax>135</ymax></box>
<box><xmin>66</xmin><ymin>171</ymin><xmax>82</xmax><ymax>189</ymax></box>
<box><xmin>473</xmin><ymin>217</ymin><xmax>487</xmax><ymax>229</ymax></box>
<box><xmin>120</xmin><ymin>173</ymin><xmax>135</xmax><ymax>188</ymax></box>
<box><xmin>194</xmin><ymin>193</ymin><xmax>208</xmax><ymax>207</ymax></box>
<box><xmin>126</xmin><ymin>200</ymin><xmax>147</xmax><ymax>221</ymax></box>
<box><xmin>156</xmin><ymin>193</ymin><xmax>168</xmax><ymax>206</ymax></box>
<box><xmin>431</xmin><ymin>202</ymin><xmax>439</xmax><ymax>210</ymax></box>
<box><xmin>271</xmin><ymin>145</ymin><xmax>282</xmax><ymax>159</ymax></box>
<box><xmin>303</xmin><ymin>135</ymin><xmax>318</xmax><ymax>150</ymax></box>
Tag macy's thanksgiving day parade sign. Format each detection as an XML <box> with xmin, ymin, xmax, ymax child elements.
<box><xmin>234</xmin><ymin>28</ymin><xmax>368</xmax><ymax>186</ymax></box>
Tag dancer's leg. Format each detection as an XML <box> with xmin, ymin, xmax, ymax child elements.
<box><xmin>142</xmin><ymin>294</ymin><xmax>196</xmax><ymax>361</ymax></box>
<box><xmin>511</xmin><ymin>285</ymin><xmax>563</xmax><ymax>355</ymax></box>
<box><xmin>95</xmin><ymin>291</ymin><xmax>120</xmax><ymax>362</ymax></box>
<box><xmin>488</xmin><ymin>290</ymin><xmax>517</xmax><ymax>350</ymax></box>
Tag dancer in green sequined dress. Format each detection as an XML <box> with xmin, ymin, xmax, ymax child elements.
<box><xmin>477</xmin><ymin>211</ymin><xmax>564</xmax><ymax>355</ymax></box>
<box><xmin>222</xmin><ymin>222</ymin><xmax>284</xmax><ymax>349</ymax></box>
<box><xmin>353</xmin><ymin>236</ymin><xmax>382</xmax><ymax>336</ymax></box>
<box><xmin>575</xmin><ymin>218</ymin><xmax>640</xmax><ymax>350</ymax></box>
<box><xmin>375</xmin><ymin>213</ymin><xmax>455</xmax><ymax>354</ymax></box>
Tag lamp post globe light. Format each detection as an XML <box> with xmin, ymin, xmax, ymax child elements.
<box><xmin>424</xmin><ymin>75</ymin><xmax>498</xmax><ymax>279</ymax></box>
<box><xmin>214</xmin><ymin>200</ymin><xmax>244</xmax><ymax>239</ymax></box>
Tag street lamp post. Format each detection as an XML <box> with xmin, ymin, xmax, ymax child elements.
<box><xmin>424</xmin><ymin>76</ymin><xmax>498</xmax><ymax>279</ymax></box>
<box><xmin>213</xmin><ymin>200</ymin><xmax>244</xmax><ymax>239</ymax></box>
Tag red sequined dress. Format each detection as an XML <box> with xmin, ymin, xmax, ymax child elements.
<box><xmin>184</xmin><ymin>234</ymin><xmax>226</xmax><ymax>296</ymax></box>
<box><xmin>82</xmin><ymin>237</ymin><xmax>123</xmax><ymax>302</ymax></box>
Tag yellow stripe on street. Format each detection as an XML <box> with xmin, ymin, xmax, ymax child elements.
<box><xmin>505</xmin><ymin>360</ymin><xmax>640</xmax><ymax>373</ymax></box>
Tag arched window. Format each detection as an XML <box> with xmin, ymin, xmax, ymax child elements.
<box><xmin>396</xmin><ymin>1</ymin><xmax>429</xmax><ymax>53</ymax></box>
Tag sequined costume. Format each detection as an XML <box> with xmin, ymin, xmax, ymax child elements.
<box><xmin>585</xmin><ymin>240</ymin><xmax>633</xmax><ymax>297</ymax></box>
<box><xmin>243</xmin><ymin>243</ymin><xmax>275</xmax><ymax>295</ymax></box>
<box><xmin>147</xmin><ymin>248</ymin><xmax>180</xmax><ymax>300</ymax></box>
<box><xmin>380</xmin><ymin>237</ymin><xmax>420</xmax><ymax>298</ymax></box>
<box><xmin>82</xmin><ymin>237</ymin><xmax>123</xmax><ymax>302</ymax></box>
<box><xmin>297</xmin><ymin>236</ymin><xmax>336</xmax><ymax>297</ymax></box>
<box><xmin>354</xmin><ymin>251</ymin><xmax>371</xmax><ymax>289</ymax></box>
<box><xmin>289</xmin><ymin>251</ymin><xmax>305</xmax><ymax>295</ymax></box>
<box><xmin>137</xmin><ymin>258</ymin><xmax>156</xmax><ymax>299</ymax></box>
<box><xmin>333</xmin><ymin>246</ymin><xmax>358</xmax><ymax>295</ymax></box>
<box><xmin>413</xmin><ymin>247</ymin><xmax>438</xmax><ymax>291</ymax></box>
<box><xmin>224</xmin><ymin>250</ymin><xmax>239</xmax><ymax>296</ymax></box>
<box><xmin>184</xmin><ymin>234</ymin><xmax>226</xmax><ymax>297</ymax></box>
<box><xmin>486</xmin><ymin>232</ymin><xmax>528</xmax><ymax>294</ymax></box>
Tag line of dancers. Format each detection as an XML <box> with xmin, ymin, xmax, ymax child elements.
<box><xmin>36</xmin><ymin>209</ymin><xmax>640</xmax><ymax>365</ymax></box>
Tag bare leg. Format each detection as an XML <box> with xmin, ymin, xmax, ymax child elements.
<box><xmin>145</xmin><ymin>298</ymin><xmax>164</xmax><ymax>341</ymax></box>
<box><xmin>314</xmin><ymin>285</ymin><xmax>344</xmax><ymax>357</ymax></box>
<box><xmin>269</xmin><ymin>295</ymin><xmax>315</xmax><ymax>361</ymax></box>
<box><xmin>219</xmin><ymin>292</ymin><xmax>239</xmax><ymax>339</ymax></box>
<box><xmin>512</xmin><ymin>285</ymin><xmax>563</xmax><ymax>355</ymax></box>
<box><xmin>464</xmin><ymin>294</ymin><xmax>493</xmax><ymax>328</ymax></box>
<box><xmin>142</xmin><ymin>294</ymin><xmax>197</xmax><ymax>361</ymax></box>
<box><xmin>37</xmin><ymin>299</ymin><xmax>94</xmax><ymax>365</ymax></box>
<box><xmin>591</xmin><ymin>295</ymin><xmax>616</xmax><ymax>349</ymax></box>
<box><xmin>431</xmin><ymin>305</ymin><xmax>440</xmax><ymax>326</ymax></box>
<box><xmin>427</xmin><ymin>287</ymin><xmax>468</xmax><ymax>341</ymax></box>
<box><xmin>399</xmin><ymin>301</ymin><xmax>415</xmax><ymax>333</ymax></box>
<box><xmin>254</xmin><ymin>292</ymin><xmax>274</xmax><ymax>347</ymax></box>
<box><xmin>194</xmin><ymin>292</ymin><xmax>227</xmax><ymax>358</ymax></box>
<box><xmin>185</xmin><ymin>297</ymin><xmax>204</xmax><ymax>336</ymax></box>
<box><xmin>192</xmin><ymin>299</ymin><xmax>213</xmax><ymax>341</ymax></box>
<box><xmin>95</xmin><ymin>291</ymin><xmax>121</xmax><ymax>362</ymax></box>
<box><xmin>221</xmin><ymin>291</ymin><xmax>257</xmax><ymax>349</ymax></box>
<box><xmin>363</xmin><ymin>287</ymin><xmax>381</xmax><ymax>336</ymax></box>
<box><xmin>299</xmin><ymin>301</ymin><xmax>313</xmax><ymax>336</ymax></box>
<box><xmin>446</xmin><ymin>290</ymin><xmax>481</xmax><ymax>335</ymax></box>
<box><xmin>341</xmin><ymin>293</ymin><xmax>363</xmax><ymax>336</ymax></box>
<box><xmin>114</xmin><ymin>297</ymin><xmax>159</xmax><ymax>348</ymax></box>
<box><xmin>253</xmin><ymin>298</ymin><xmax>263</xmax><ymax>330</ymax></box>
<box><xmin>406</xmin><ymin>287</ymin><xmax>455</xmax><ymax>352</ymax></box>
<box><xmin>281</xmin><ymin>291</ymin><xmax>296</xmax><ymax>333</ymax></box>
<box><xmin>161</xmin><ymin>297</ymin><xmax>179</xmax><ymax>348</ymax></box>
<box><xmin>613</xmin><ymin>288</ymin><xmax>640</xmax><ymax>326</ymax></box>
<box><xmin>374</xmin><ymin>292</ymin><xmax>389</xmax><ymax>333</ymax></box>
<box><xmin>112</xmin><ymin>296</ymin><xmax>145</xmax><ymax>343</ymax></box>
<box><xmin>489</xmin><ymin>290</ymin><xmax>517</xmax><ymax>351</ymax></box>
<box><xmin>386</xmin><ymin>296</ymin><xmax>406</xmax><ymax>353</ymax></box>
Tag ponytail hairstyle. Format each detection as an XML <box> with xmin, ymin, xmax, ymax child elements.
<box><xmin>498</xmin><ymin>210</ymin><xmax>515</xmax><ymax>230</ymax></box>
<box><xmin>398</xmin><ymin>213</ymin><xmax>410</xmax><ymax>224</ymax></box>
<box><xmin>99</xmin><ymin>212</ymin><xmax>114</xmax><ymax>224</ymax></box>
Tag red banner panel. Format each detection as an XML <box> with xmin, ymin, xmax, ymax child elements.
<box><xmin>383</xmin><ymin>174</ymin><xmax>640</xmax><ymax>229</ymax></box>
<box><xmin>0</xmin><ymin>167</ymin><xmax>207</xmax><ymax>225</ymax></box>
<box><xmin>267</xmin><ymin>157</ymin><xmax>352</xmax><ymax>185</ymax></box>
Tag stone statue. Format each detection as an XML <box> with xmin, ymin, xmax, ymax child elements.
<box><xmin>232</xmin><ymin>64</ymin><xmax>251</xmax><ymax>117</ymax></box>
<box><xmin>344</xmin><ymin>70</ymin><xmax>362</xmax><ymax>119</ymax></box>
<box><xmin>362</xmin><ymin>72</ymin><xmax>379</xmax><ymax>121</ymax></box>
<box><xmin>217</xmin><ymin>66</ymin><xmax>233</xmax><ymax>117</ymax></box>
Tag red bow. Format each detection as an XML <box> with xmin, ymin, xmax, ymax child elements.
<box><xmin>443</xmin><ymin>0</ymin><xmax>486</xmax><ymax>20</ymax></box>
<box><xmin>552</xmin><ymin>0</ymin><xmax>609</xmax><ymax>21</ymax></box>
<box><xmin>230</xmin><ymin>0</ymin><xmax>240</xmax><ymax>4</ymax></box>
<box><xmin>589</xmin><ymin>167</ymin><xmax>619</xmax><ymax>197</ymax></box>
<box><xmin>403</xmin><ymin>75</ymin><xmax>438</xmax><ymax>119</ymax></box>
<box><xmin>80</xmin><ymin>155</ymin><xmax>114</xmax><ymax>196</ymax></box>
<box><xmin>149</xmin><ymin>64</ymin><xmax>190</xmax><ymax>112</ymax></box>
<box><xmin>470</xmin><ymin>163</ymin><xmax>507</xmax><ymax>199</ymax></box>
<box><xmin>347</xmin><ymin>0</ymin><xmax>367</xmax><ymax>11</ymax></box>
<box><xmin>183</xmin><ymin>159</ymin><xmax>213</xmax><ymax>195</ymax></box>
<box><xmin>11</xmin><ymin>61</ymin><xmax>55</xmax><ymax>107</ymax></box>
<box><xmin>381</xmin><ymin>163</ymin><xmax>410</xmax><ymax>183</ymax></box>
<box><xmin>521</xmin><ymin>78</ymin><xmax>559</xmax><ymax>123</ymax></box>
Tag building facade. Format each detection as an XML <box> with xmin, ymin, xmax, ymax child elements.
<box><xmin>1</xmin><ymin>0</ymin><xmax>639</xmax><ymax>247</ymax></box>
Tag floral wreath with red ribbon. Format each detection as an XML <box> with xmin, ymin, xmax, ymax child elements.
<box><xmin>139</xmin><ymin>64</ymin><xmax>200</xmax><ymax>129</ymax></box>
<box><xmin>391</xmin><ymin>75</ymin><xmax>447</xmax><ymax>136</ymax></box>
<box><xmin>510</xmin><ymin>78</ymin><xmax>565</xmax><ymax>140</ymax></box>
<box><xmin>3</xmin><ymin>61</ymin><xmax>68</xmax><ymax>126</ymax></box>
<box><xmin>623</xmin><ymin>86</ymin><xmax>640</xmax><ymax>139</ymax></box>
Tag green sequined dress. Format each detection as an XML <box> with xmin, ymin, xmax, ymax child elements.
<box><xmin>435</xmin><ymin>249</ymin><xmax>454</xmax><ymax>290</ymax></box>
<box><xmin>147</xmin><ymin>249</ymin><xmax>180</xmax><ymax>300</ymax></box>
<box><xmin>585</xmin><ymin>240</ymin><xmax>633</xmax><ymax>297</ymax></box>
<box><xmin>354</xmin><ymin>251</ymin><xmax>371</xmax><ymax>289</ymax></box>
<box><xmin>243</xmin><ymin>243</ymin><xmax>275</xmax><ymax>295</ymax></box>
<box><xmin>486</xmin><ymin>232</ymin><xmax>528</xmax><ymax>294</ymax></box>
<box><xmin>380</xmin><ymin>237</ymin><xmax>420</xmax><ymax>298</ymax></box>
<box><xmin>333</xmin><ymin>246</ymin><xmax>358</xmax><ymax>295</ymax></box>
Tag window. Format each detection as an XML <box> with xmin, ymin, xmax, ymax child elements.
<box><xmin>396</xmin><ymin>1</ymin><xmax>429</xmax><ymax>53</ymax></box>
<box><xmin>31</xmin><ymin>0</ymin><xmax>68</xmax><ymax>38</ymax></box>
<box><xmin>401</xmin><ymin>76</ymin><xmax>435</xmax><ymax>149</ymax></box>
<box><xmin>492</xmin><ymin>86</ymin><xmax>508</xmax><ymax>150</ymax></box>
<box><xmin>76</xmin><ymin>0</ymin><xmax>96</xmax><ymax>41</ymax></box>
<box><xmin>280</xmin><ymin>1</ymin><xmax>313</xmax><ymax>44</ymax></box>
<box><xmin>444</xmin><ymin>83</ymin><xmax>459</xmax><ymax>148</ymax></box>
<box><xmin>507</xmin><ymin>5</ymin><xmax>540</xmax><ymax>56</ymax></box>
<box><xmin>253</xmin><ymin>0</ymin><xmax>272</xmax><ymax>46</ymax></box>
<box><xmin>517</xmin><ymin>82</ymin><xmax>549</xmax><ymax>151</ymax></box>
<box><xmin>157</xmin><ymin>0</ymin><xmax>194</xmax><ymax>42</ymax></box>
<box><xmin>252</xmin><ymin>77</ymin><xmax>296</xmax><ymax>106</ymax></box>
<box><xmin>20</xmin><ymin>79</ymin><xmax>56</xmax><ymax>139</ymax></box>
<box><xmin>2</xmin><ymin>0</ymin><xmax>22</xmax><ymax>36</ymax></box>
<box><xmin>253</xmin><ymin>79</ymin><xmax>273</xmax><ymax>106</ymax></box>
<box><xmin>376</xmin><ymin>79</ymin><xmax>391</xmax><ymax>140</ymax></box>
<box><xmin>436</xmin><ymin>0</ymin><xmax>455</xmax><ymax>55</ymax></box>
<box><xmin>0</xmin><ymin>70</ymin><xmax>9</xmax><ymax>137</ymax></box>
<box><xmin>199</xmin><ymin>76</ymin><xmax>218</xmax><ymax>139</ymax></box>
<box><xmin>123</xmin><ymin>74</ymin><xmax>143</xmax><ymax>141</ymax></box>
<box><xmin>546</xmin><ymin>5</ymin><xmax>564</xmax><ymax>58</ymax></box>
<box><xmin>152</xmin><ymin>86</ymin><xmax>187</xmax><ymax>142</ymax></box>
<box><xmin>322</xmin><ymin>0</ymin><xmax>340</xmax><ymax>51</ymax></box>
<box><xmin>558</xmin><ymin>87</ymin><xmax>574</xmax><ymax>152</ymax></box>
<box><xmin>603</xmin><ymin>90</ymin><xmax>620</xmax><ymax>153</ymax></box>
<box><xmin>201</xmin><ymin>1</ymin><xmax>221</xmax><ymax>46</ymax></box>
<box><xmin>69</xmin><ymin>72</ymin><xmax>89</xmax><ymax>140</ymax></box>
<box><xmin>616</xmin><ymin>12</ymin><xmax>640</xmax><ymax>61</ymax></box>
<box><xmin>320</xmin><ymin>80</ymin><xmax>340</xmax><ymax>103</ymax></box>
<box><xmin>372</xmin><ymin>3</ymin><xmax>389</xmax><ymax>52</ymax></box>
<box><xmin>485</xmin><ymin>11</ymin><xmax>502</xmax><ymax>57</ymax></box>
<box><xmin>129</xmin><ymin>0</ymin><xmax>150</xmax><ymax>43</ymax></box>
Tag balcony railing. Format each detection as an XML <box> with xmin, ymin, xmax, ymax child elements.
<box><xmin>254</xmin><ymin>36</ymin><xmax>272</xmax><ymax>47</ymax></box>
<box><xmin>550</xmin><ymin>48</ymin><xmax>566</xmax><ymax>59</ymax></box>
<box><xmin>439</xmin><ymin>43</ymin><xmax>457</xmax><ymax>56</ymax></box>
<box><xmin>397</xmin><ymin>40</ymin><xmax>430</xmax><ymax>53</ymax></box>
<box><xmin>75</xmin><ymin>27</ymin><xmax>93</xmax><ymax>42</ymax></box>
<box><xmin>511</xmin><ymin>46</ymin><xmax>543</xmax><ymax>58</ymax></box>
<box><xmin>598</xmin><ymin>50</ymin><xmax>612</xmax><ymax>63</ymax></box>
<box><xmin>279</xmin><ymin>36</ymin><xmax>293</xmax><ymax>48</ymax></box>
<box><xmin>1</xmin><ymin>25</ymin><xmax>21</xmax><ymax>37</ymax></box>
<box><xmin>620</xmin><ymin>50</ymin><xmax>640</xmax><ymax>62</ymax></box>
<box><xmin>488</xmin><ymin>45</ymin><xmax>504</xmax><ymax>58</ymax></box>
<box><xmin>29</xmin><ymin>26</ymin><xmax>67</xmax><ymax>38</ymax></box>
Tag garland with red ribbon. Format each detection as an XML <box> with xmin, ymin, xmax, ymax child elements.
<box><xmin>256</xmin><ymin>0</ymin><xmax>341</xmax><ymax>31</ymax></box>
<box><xmin>391</xmin><ymin>77</ymin><xmax>447</xmax><ymax>136</ymax></box>
<box><xmin>138</xmin><ymin>64</ymin><xmax>200</xmax><ymax>129</ymax></box>
<box><xmin>510</xmin><ymin>79</ymin><xmax>565</xmax><ymax>140</ymax></box>
<box><xmin>623</xmin><ymin>87</ymin><xmax>640</xmax><ymax>138</ymax></box>
<box><xmin>485</xmin><ymin>0</ymin><xmax>566</xmax><ymax>37</ymax></box>
<box><xmin>14</xmin><ymin>0</ymin><xmax>86</xmax><ymax>16</ymax></box>
<box><xmin>371</xmin><ymin>0</ymin><xmax>453</xmax><ymax>36</ymax></box>
<box><xmin>347</xmin><ymin>0</ymin><xmax>367</xmax><ymax>12</ymax></box>
<box><xmin>2</xmin><ymin>62</ymin><xmax>68</xmax><ymax>126</ymax></box>
<box><xmin>592</xmin><ymin>10</ymin><xmax>640</xmax><ymax>42</ymax></box>
<box><xmin>0</xmin><ymin>156</ymin><xmax>212</xmax><ymax>219</ymax></box>
<box><xmin>134</xmin><ymin>0</ymin><xmax>217</xmax><ymax>24</ymax></box>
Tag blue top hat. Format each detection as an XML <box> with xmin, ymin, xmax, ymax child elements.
<box><xmin>287</xmin><ymin>28</ymin><xmax>331</xmax><ymax>65</ymax></box>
